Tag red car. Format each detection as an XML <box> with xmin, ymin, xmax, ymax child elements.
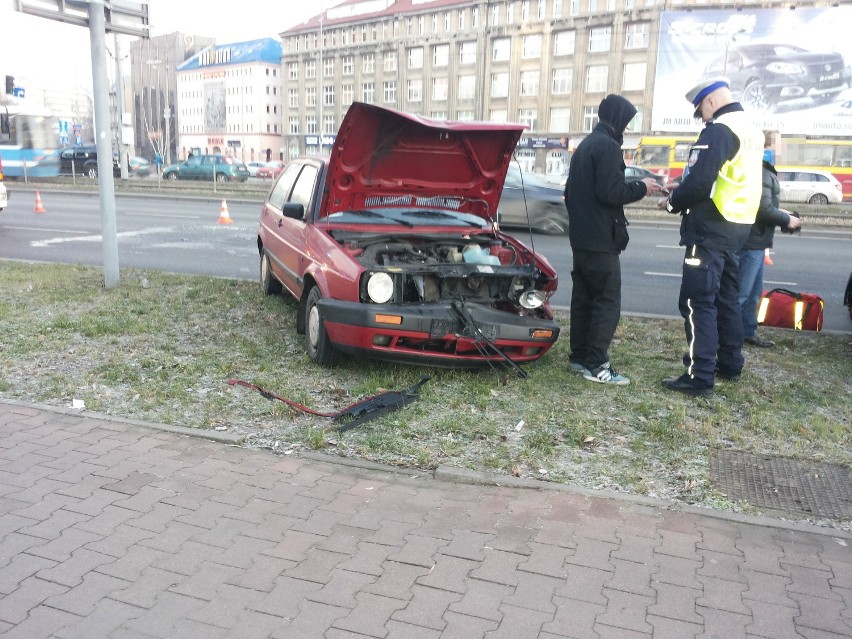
<box><xmin>257</xmin><ymin>102</ymin><xmax>560</xmax><ymax>370</ymax></box>
<box><xmin>257</xmin><ymin>161</ymin><xmax>286</xmax><ymax>179</ymax></box>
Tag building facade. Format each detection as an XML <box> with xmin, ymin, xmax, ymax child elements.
<box><xmin>174</xmin><ymin>38</ymin><xmax>285</xmax><ymax>164</ymax></box>
<box><xmin>279</xmin><ymin>0</ymin><xmax>843</xmax><ymax>179</ymax></box>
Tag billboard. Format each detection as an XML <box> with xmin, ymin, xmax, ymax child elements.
<box><xmin>652</xmin><ymin>7</ymin><xmax>852</xmax><ymax>137</ymax></box>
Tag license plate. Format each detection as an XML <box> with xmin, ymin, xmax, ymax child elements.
<box><xmin>819</xmin><ymin>72</ymin><xmax>840</xmax><ymax>82</ymax></box>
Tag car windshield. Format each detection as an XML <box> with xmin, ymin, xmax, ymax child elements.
<box><xmin>326</xmin><ymin>207</ymin><xmax>489</xmax><ymax>228</ymax></box>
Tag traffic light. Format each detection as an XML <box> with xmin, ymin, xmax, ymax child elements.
<box><xmin>5</xmin><ymin>76</ymin><xmax>13</xmax><ymax>94</ymax></box>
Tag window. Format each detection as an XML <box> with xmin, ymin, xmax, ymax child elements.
<box><xmin>552</xmin><ymin>68</ymin><xmax>573</xmax><ymax>94</ymax></box>
<box><xmin>490</xmin><ymin>109</ymin><xmax>508</xmax><ymax>123</ymax></box>
<box><xmin>622</xmin><ymin>62</ymin><xmax>646</xmax><ymax>91</ymax></box>
<box><xmin>459</xmin><ymin>41</ymin><xmax>476</xmax><ymax>65</ymax></box>
<box><xmin>306</xmin><ymin>115</ymin><xmax>317</xmax><ymax>134</ymax></box>
<box><xmin>305</xmin><ymin>86</ymin><xmax>316</xmax><ymax>107</ymax></box>
<box><xmin>519</xmin><ymin>109</ymin><xmax>538</xmax><ymax>131</ymax></box>
<box><xmin>625</xmin><ymin>106</ymin><xmax>643</xmax><ymax>133</ymax></box>
<box><xmin>342</xmin><ymin>83</ymin><xmax>354</xmax><ymax>105</ymax></box>
<box><xmin>362</xmin><ymin>54</ymin><xmax>375</xmax><ymax>74</ymax></box>
<box><xmin>522</xmin><ymin>1</ymin><xmax>530</xmax><ymax>21</ymax></box>
<box><xmin>408</xmin><ymin>47</ymin><xmax>423</xmax><ymax>69</ymax></box>
<box><xmin>457</xmin><ymin>110</ymin><xmax>475</xmax><ymax>121</ymax></box>
<box><xmin>520</xmin><ymin>71</ymin><xmax>540</xmax><ymax>96</ymax></box>
<box><xmin>383</xmin><ymin>80</ymin><xmax>397</xmax><ymax>104</ymax></box>
<box><xmin>342</xmin><ymin>55</ymin><xmax>354</xmax><ymax>75</ymax></box>
<box><xmin>554</xmin><ymin>31</ymin><xmax>575</xmax><ymax>56</ymax></box>
<box><xmin>432</xmin><ymin>77</ymin><xmax>448</xmax><ymax>101</ymax></box>
<box><xmin>287</xmin><ymin>62</ymin><xmax>298</xmax><ymax>80</ymax></box>
<box><xmin>324</xmin><ymin>115</ymin><xmax>335</xmax><ymax>134</ymax></box>
<box><xmin>492</xmin><ymin>38</ymin><xmax>510</xmax><ymax>62</ymax></box>
<box><xmin>583</xmin><ymin>106</ymin><xmax>598</xmax><ymax>132</ymax></box>
<box><xmin>458</xmin><ymin>8</ymin><xmax>466</xmax><ymax>30</ymax></box>
<box><xmin>289</xmin><ymin>116</ymin><xmax>299</xmax><ymax>134</ymax></box>
<box><xmin>323</xmin><ymin>57</ymin><xmax>334</xmax><ymax>77</ymax></box>
<box><xmin>589</xmin><ymin>27</ymin><xmax>611</xmax><ymax>53</ymax></box>
<box><xmin>323</xmin><ymin>86</ymin><xmax>335</xmax><ymax>107</ymax></box>
<box><xmin>625</xmin><ymin>22</ymin><xmax>650</xmax><ymax>49</ymax></box>
<box><xmin>550</xmin><ymin>107</ymin><xmax>570</xmax><ymax>132</ymax></box>
<box><xmin>433</xmin><ymin>44</ymin><xmax>449</xmax><ymax>67</ymax></box>
<box><xmin>522</xmin><ymin>34</ymin><xmax>542</xmax><ymax>59</ymax></box>
<box><xmin>491</xmin><ymin>72</ymin><xmax>509</xmax><ymax>98</ymax></box>
<box><xmin>458</xmin><ymin>75</ymin><xmax>476</xmax><ymax>100</ymax></box>
<box><xmin>553</xmin><ymin>0</ymin><xmax>563</xmax><ymax>15</ymax></box>
<box><xmin>491</xmin><ymin>5</ymin><xmax>500</xmax><ymax>25</ymax></box>
<box><xmin>289</xmin><ymin>89</ymin><xmax>299</xmax><ymax>108</ymax></box>
<box><xmin>383</xmin><ymin>51</ymin><xmax>397</xmax><ymax>72</ymax></box>
<box><xmin>362</xmin><ymin>82</ymin><xmax>375</xmax><ymax>103</ymax></box>
<box><xmin>431</xmin><ymin>111</ymin><xmax>448</xmax><ymax>119</ymax></box>
<box><xmin>407</xmin><ymin>78</ymin><xmax>423</xmax><ymax>102</ymax></box>
<box><xmin>586</xmin><ymin>65</ymin><xmax>608</xmax><ymax>93</ymax></box>
<box><xmin>305</xmin><ymin>60</ymin><xmax>316</xmax><ymax>79</ymax></box>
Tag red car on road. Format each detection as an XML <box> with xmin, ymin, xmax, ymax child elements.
<box><xmin>257</xmin><ymin>161</ymin><xmax>286</xmax><ymax>179</ymax></box>
<box><xmin>256</xmin><ymin>102</ymin><xmax>560</xmax><ymax>371</ymax></box>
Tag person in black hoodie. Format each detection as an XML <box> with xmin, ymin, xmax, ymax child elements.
<box><xmin>564</xmin><ymin>94</ymin><xmax>661</xmax><ymax>385</ymax></box>
<box><xmin>737</xmin><ymin>140</ymin><xmax>802</xmax><ymax>347</ymax></box>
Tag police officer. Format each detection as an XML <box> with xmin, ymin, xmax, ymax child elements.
<box><xmin>657</xmin><ymin>77</ymin><xmax>763</xmax><ymax>397</ymax></box>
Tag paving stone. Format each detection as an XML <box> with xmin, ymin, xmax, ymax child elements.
<box><xmin>122</xmin><ymin>590</ymin><xmax>208</xmax><ymax>638</ymax></box>
<box><xmin>776</xmin><ymin>538</ymin><xmax>832</xmax><ymax>571</ymax></box>
<box><xmin>183</xmin><ymin>582</ymin><xmax>268</xmax><ymax>630</ymax></box>
<box><xmin>448</xmin><ymin>578</ymin><xmax>513</xmax><ymax>622</ymax></box>
<box><xmin>647</xmin><ymin>614</ymin><xmax>703</xmax><ymax>638</ymax></box>
<box><xmin>0</xmin><ymin>604</ymin><xmax>80</xmax><ymax>639</ymax></box>
<box><xmin>696</xmin><ymin>606</ymin><xmax>750</xmax><ymax>639</ymax></box>
<box><xmin>332</xmin><ymin>591</ymin><xmax>408</xmax><ymax>637</ymax></box>
<box><xmin>169</xmin><ymin>561</ymin><xmax>243</xmax><ymax>601</ymax></box>
<box><xmin>252</xmin><ymin>574</ymin><xmax>323</xmax><ymax>618</ymax></box>
<box><xmin>533</xmin><ymin>519</ymin><xmax>579</xmax><ymax>549</ymax></box>
<box><xmin>53</xmin><ymin>598</ymin><xmax>143</xmax><ymax>639</ymax></box>
<box><xmin>362</xmin><ymin>559</ymin><xmax>431</xmax><ymax>600</ymax></box>
<box><xmin>740</xmin><ymin>569</ymin><xmax>797</xmax><ymax>608</ymax></box>
<box><xmin>596</xmin><ymin>587</ymin><xmax>655</xmax><ymax>634</ymax></box>
<box><xmin>518</xmin><ymin>540</ymin><xmax>572</xmax><ymax>578</ymax></box>
<box><xmin>469</xmin><ymin>548</ymin><xmax>525</xmax><ymax>587</ymax></box>
<box><xmin>439</xmin><ymin>529</ymin><xmax>493</xmax><ymax>562</ymax></box>
<box><xmin>390</xmin><ymin>583</ymin><xmax>463</xmax><ymax>630</ymax></box>
<box><xmin>35</xmin><ymin>546</ymin><xmax>114</xmax><ymax>588</ymax></box>
<box><xmin>554</xmin><ymin>563</ymin><xmax>610</xmax><ymax>606</ymax></box>
<box><xmin>695</xmin><ymin>575</ymin><xmax>751</xmax><ymax>615</ymax></box>
<box><xmin>260</xmin><ymin>529</ymin><xmax>327</xmax><ymax>562</ymax></box>
<box><xmin>26</xmin><ymin>527</ymin><xmax>103</xmax><ymax>563</ymax></box>
<box><xmin>0</xmin><ymin>552</ymin><xmax>57</xmax><ymax>595</ymax></box>
<box><xmin>653</xmin><ymin>552</ymin><xmax>702</xmax><ymax>590</ymax></box>
<box><xmin>387</xmin><ymin>534</ymin><xmax>448</xmax><ymax>568</ymax></box>
<box><xmin>696</xmin><ymin>519</ymin><xmax>744</xmax><ymax>556</ymax></box>
<box><xmin>503</xmin><ymin>570</ymin><xmax>564</xmax><ymax>613</ymax></box>
<box><xmin>541</xmin><ymin>595</ymin><xmax>605</xmax><ymax>638</ymax></box>
<box><xmin>788</xmin><ymin>591</ymin><xmax>852</xmax><ymax>636</ymax></box>
<box><xmin>563</xmin><ymin>536</ymin><xmax>617</xmax><ymax>572</ymax></box>
<box><xmin>607</xmin><ymin>557</ymin><xmax>656</xmax><ymax>597</ymax></box>
<box><xmin>83</xmin><ymin>522</ymin><xmax>156</xmax><ymax>559</ymax></box>
<box><xmin>416</xmin><ymin>554</ymin><xmax>478</xmax><ymax>593</ymax></box>
<box><xmin>0</xmin><ymin>575</ymin><xmax>69</xmax><ymax>625</ymax></box>
<box><xmin>485</xmin><ymin>602</ymin><xmax>554</xmax><ymax>638</ymax></box>
<box><xmin>270</xmin><ymin>600</ymin><xmax>349</xmax><ymax>638</ymax></box>
<box><xmin>432</xmin><ymin>610</ymin><xmax>500</xmax><ymax>638</ymax></box>
<box><xmin>743</xmin><ymin>598</ymin><xmax>803</xmax><ymax>639</ymax></box>
<box><xmin>108</xmin><ymin>566</ymin><xmax>186</xmax><ymax>609</ymax></box>
<box><xmin>784</xmin><ymin>563</ymin><xmax>843</xmax><ymax>600</ymax></box>
<box><xmin>612</xmin><ymin>531</ymin><xmax>659</xmax><ymax>565</ymax></box>
<box><xmin>698</xmin><ymin>549</ymin><xmax>746</xmax><ymax>583</ymax></box>
<box><xmin>306</xmin><ymin>567</ymin><xmax>377</xmax><ymax>609</ymax></box>
<box><xmin>339</xmin><ymin>541</ymin><xmax>399</xmax><ymax>577</ymax></box>
<box><xmin>648</xmin><ymin>581</ymin><xmax>702</xmax><ymax>623</ymax></box>
<box><xmin>0</xmin><ymin>532</ymin><xmax>46</xmax><ymax>570</ymax></box>
<box><xmin>18</xmin><ymin>509</ymin><xmax>91</xmax><ymax>542</ymax></box>
<box><xmin>43</xmin><ymin>570</ymin><xmax>130</xmax><ymax>616</ymax></box>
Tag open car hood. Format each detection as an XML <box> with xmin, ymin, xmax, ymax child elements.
<box><xmin>323</xmin><ymin>102</ymin><xmax>525</xmax><ymax>222</ymax></box>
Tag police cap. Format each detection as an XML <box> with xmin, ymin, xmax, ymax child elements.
<box><xmin>685</xmin><ymin>76</ymin><xmax>730</xmax><ymax>118</ymax></box>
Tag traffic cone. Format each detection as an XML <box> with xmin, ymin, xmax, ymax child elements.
<box><xmin>34</xmin><ymin>191</ymin><xmax>46</xmax><ymax>214</ymax></box>
<box><xmin>217</xmin><ymin>198</ymin><xmax>233</xmax><ymax>225</ymax></box>
<box><xmin>763</xmin><ymin>248</ymin><xmax>774</xmax><ymax>266</ymax></box>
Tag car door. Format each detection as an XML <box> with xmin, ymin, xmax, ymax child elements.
<box><xmin>179</xmin><ymin>155</ymin><xmax>203</xmax><ymax>179</ymax></box>
<box><xmin>778</xmin><ymin>171</ymin><xmax>807</xmax><ymax>203</ymax></box>
<box><xmin>260</xmin><ymin>162</ymin><xmax>309</xmax><ymax>296</ymax></box>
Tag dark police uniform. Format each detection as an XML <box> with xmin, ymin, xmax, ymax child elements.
<box><xmin>663</xmin><ymin>93</ymin><xmax>762</xmax><ymax>394</ymax></box>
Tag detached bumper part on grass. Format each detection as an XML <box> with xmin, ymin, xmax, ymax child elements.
<box><xmin>226</xmin><ymin>377</ymin><xmax>430</xmax><ymax>432</ymax></box>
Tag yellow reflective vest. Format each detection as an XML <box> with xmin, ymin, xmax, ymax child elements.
<box><xmin>709</xmin><ymin>111</ymin><xmax>763</xmax><ymax>225</ymax></box>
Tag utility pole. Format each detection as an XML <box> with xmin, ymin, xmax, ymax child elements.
<box><xmin>114</xmin><ymin>33</ymin><xmax>128</xmax><ymax>180</ymax></box>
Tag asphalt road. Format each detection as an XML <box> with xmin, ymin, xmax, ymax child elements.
<box><xmin>1</xmin><ymin>189</ymin><xmax>850</xmax><ymax>332</ymax></box>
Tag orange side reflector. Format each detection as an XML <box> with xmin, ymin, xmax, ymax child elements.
<box><xmin>530</xmin><ymin>329</ymin><xmax>554</xmax><ymax>339</ymax></box>
<box><xmin>375</xmin><ymin>314</ymin><xmax>403</xmax><ymax>325</ymax></box>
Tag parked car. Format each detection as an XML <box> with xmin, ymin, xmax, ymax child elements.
<box><xmin>702</xmin><ymin>43</ymin><xmax>851</xmax><ymax>113</ymax></box>
<box><xmin>257</xmin><ymin>160</ymin><xmax>286</xmax><ymax>179</ymax></box>
<box><xmin>776</xmin><ymin>168</ymin><xmax>843</xmax><ymax>204</ymax></box>
<box><xmin>498</xmin><ymin>165</ymin><xmax>568</xmax><ymax>234</ymax></box>
<box><xmin>624</xmin><ymin>165</ymin><xmax>666</xmax><ymax>188</ymax></box>
<box><xmin>57</xmin><ymin>145</ymin><xmax>151</xmax><ymax>178</ymax></box>
<box><xmin>246</xmin><ymin>161</ymin><xmax>266</xmax><ymax>178</ymax></box>
<box><xmin>162</xmin><ymin>154</ymin><xmax>250</xmax><ymax>182</ymax></box>
<box><xmin>257</xmin><ymin>102</ymin><xmax>560</xmax><ymax>369</ymax></box>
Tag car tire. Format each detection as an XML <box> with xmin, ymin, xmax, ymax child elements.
<box><xmin>304</xmin><ymin>286</ymin><xmax>334</xmax><ymax>365</ymax></box>
<box><xmin>742</xmin><ymin>79</ymin><xmax>776</xmax><ymax>113</ymax></box>
<box><xmin>166</xmin><ymin>172</ymin><xmax>179</xmax><ymax>181</ymax></box>
<box><xmin>86</xmin><ymin>165</ymin><xmax>98</xmax><ymax>179</ymax></box>
<box><xmin>215</xmin><ymin>173</ymin><xmax>227</xmax><ymax>183</ymax></box>
<box><xmin>535</xmin><ymin>208</ymin><xmax>569</xmax><ymax>235</ymax></box>
<box><xmin>808</xmin><ymin>193</ymin><xmax>829</xmax><ymax>205</ymax></box>
<box><xmin>260</xmin><ymin>251</ymin><xmax>282</xmax><ymax>295</ymax></box>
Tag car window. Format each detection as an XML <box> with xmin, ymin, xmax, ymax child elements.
<box><xmin>267</xmin><ymin>163</ymin><xmax>301</xmax><ymax>210</ymax></box>
<box><xmin>290</xmin><ymin>165</ymin><xmax>319</xmax><ymax>213</ymax></box>
<box><xmin>814</xmin><ymin>174</ymin><xmax>829</xmax><ymax>183</ymax></box>
<box><xmin>186</xmin><ymin>156</ymin><xmax>202</xmax><ymax>167</ymax></box>
<box><xmin>61</xmin><ymin>149</ymin><xmax>74</xmax><ymax>159</ymax></box>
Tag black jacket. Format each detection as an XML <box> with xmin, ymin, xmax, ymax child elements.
<box><xmin>668</xmin><ymin>102</ymin><xmax>753</xmax><ymax>251</ymax></box>
<box><xmin>740</xmin><ymin>162</ymin><xmax>791</xmax><ymax>251</ymax></box>
<box><xmin>564</xmin><ymin>95</ymin><xmax>647</xmax><ymax>254</ymax></box>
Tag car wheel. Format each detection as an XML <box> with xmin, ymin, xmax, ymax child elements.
<box><xmin>741</xmin><ymin>80</ymin><xmax>776</xmax><ymax>113</ymax></box>
<box><xmin>260</xmin><ymin>251</ymin><xmax>282</xmax><ymax>295</ymax></box>
<box><xmin>167</xmin><ymin>172</ymin><xmax>178</xmax><ymax>181</ymax></box>
<box><xmin>808</xmin><ymin>193</ymin><xmax>829</xmax><ymax>205</ymax></box>
<box><xmin>215</xmin><ymin>173</ymin><xmax>227</xmax><ymax>183</ymax></box>
<box><xmin>304</xmin><ymin>287</ymin><xmax>334</xmax><ymax>365</ymax></box>
<box><xmin>86</xmin><ymin>166</ymin><xmax>98</xmax><ymax>179</ymax></box>
<box><xmin>535</xmin><ymin>208</ymin><xmax>569</xmax><ymax>235</ymax></box>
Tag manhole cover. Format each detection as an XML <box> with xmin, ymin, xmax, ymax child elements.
<box><xmin>710</xmin><ymin>451</ymin><xmax>852</xmax><ymax>519</ymax></box>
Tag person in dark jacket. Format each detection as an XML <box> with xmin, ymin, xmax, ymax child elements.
<box><xmin>657</xmin><ymin>77</ymin><xmax>764</xmax><ymax>397</ymax></box>
<box><xmin>737</xmin><ymin>143</ymin><xmax>802</xmax><ymax>347</ymax></box>
<box><xmin>564</xmin><ymin>94</ymin><xmax>662</xmax><ymax>385</ymax></box>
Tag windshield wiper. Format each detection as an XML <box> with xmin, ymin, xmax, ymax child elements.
<box><xmin>343</xmin><ymin>210</ymin><xmax>414</xmax><ymax>227</ymax></box>
<box><xmin>404</xmin><ymin>210</ymin><xmax>482</xmax><ymax>227</ymax></box>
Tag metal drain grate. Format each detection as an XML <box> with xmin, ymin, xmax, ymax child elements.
<box><xmin>710</xmin><ymin>451</ymin><xmax>852</xmax><ymax>519</ymax></box>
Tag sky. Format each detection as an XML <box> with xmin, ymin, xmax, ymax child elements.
<box><xmin>1</xmin><ymin>0</ymin><xmax>344</xmax><ymax>92</ymax></box>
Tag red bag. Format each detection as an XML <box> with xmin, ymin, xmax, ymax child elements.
<box><xmin>758</xmin><ymin>288</ymin><xmax>824</xmax><ymax>331</ymax></box>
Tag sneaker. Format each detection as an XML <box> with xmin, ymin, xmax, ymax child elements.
<box><xmin>745</xmin><ymin>335</ymin><xmax>774</xmax><ymax>348</ymax></box>
<box><xmin>714</xmin><ymin>367</ymin><xmax>741</xmax><ymax>382</ymax></box>
<box><xmin>569</xmin><ymin>361</ymin><xmax>588</xmax><ymax>374</ymax></box>
<box><xmin>662</xmin><ymin>374</ymin><xmax>713</xmax><ymax>397</ymax></box>
<box><xmin>583</xmin><ymin>362</ymin><xmax>630</xmax><ymax>385</ymax></box>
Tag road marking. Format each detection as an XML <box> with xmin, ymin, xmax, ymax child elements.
<box><xmin>5</xmin><ymin>226</ymin><xmax>88</xmax><ymax>234</ymax></box>
<box><xmin>645</xmin><ymin>271</ymin><xmax>681</xmax><ymax>277</ymax></box>
<box><xmin>129</xmin><ymin>213</ymin><xmax>200</xmax><ymax>220</ymax></box>
<box><xmin>646</xmin><ymin>272</ymin><xmax>799</xmax><ymax>287</ymax></box>
<box><xmin>765</xmin><ymin>279</ymin><xmax>798</xmax><ymax>286</ymax></box>
<box><xmin>656</xmin><ymin>245</ymin><xmax>682</xmax><ymax>249</ymax></box>
<box><xmin>31</xmin><ymin>227</ymin><xmax>174</xmax><ymax>248</ymax></box>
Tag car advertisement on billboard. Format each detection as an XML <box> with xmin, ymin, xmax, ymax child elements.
<box><xmin>652</xmin><ymin>6</ymin><xmax>852</xmax><ymax>136</ymax></box>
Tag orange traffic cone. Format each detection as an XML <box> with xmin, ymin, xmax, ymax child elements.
<box><xmin>217</xmin><ymin>198</ymin><xmax>233</xmax><ymax>225</ymax></box>
<box><xmin>763</xmin><ymin>248</ymin><xmax>774</xmax><ymax>266</ymax></box>
<box><xmin>34</xmin><ymin>191</ymin><xmax>46</xmax><ymax>214</ymax></box>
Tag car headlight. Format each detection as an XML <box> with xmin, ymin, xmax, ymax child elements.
<box><xmin>766</xmin><ymin>62</ymin><xmax>806</xmax><ymax>75</ymax></box>
<box><xmin>366</xmin><ymin>272</ymin><xmax>394</xmax><ymax>304</ymax></box>
<box><xmin>518</xmin><ymin>290</ymin><xmax>546</xmax><ymax>309</ymax></box>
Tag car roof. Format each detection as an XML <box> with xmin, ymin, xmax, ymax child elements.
<box><xmin>323</xmin><ymin>101</ymin><xmax>525</xmax><ymax>221</ymax></box>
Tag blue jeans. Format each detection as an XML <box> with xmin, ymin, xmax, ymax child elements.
<box><xmin>737</xmin><ymin>249</ymin><xmax>765</xmax><ymax>339</ymax></box>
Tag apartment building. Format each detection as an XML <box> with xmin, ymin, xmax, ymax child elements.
<box><xmin>280</xmin><ymin>0</ymin><xmax>842</xmax><ymax>179</ymax></box>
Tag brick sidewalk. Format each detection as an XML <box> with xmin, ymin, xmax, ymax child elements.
<box><xmin>0</xmin><ymin>400</ymin><xmax>850</xmax><ymax>638</ymax></box>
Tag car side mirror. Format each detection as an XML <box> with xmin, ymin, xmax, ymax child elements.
<box><xmin>282</xmin><ymin>202</ymin><xmax>305</xmax><ymax>220</ymax></box>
